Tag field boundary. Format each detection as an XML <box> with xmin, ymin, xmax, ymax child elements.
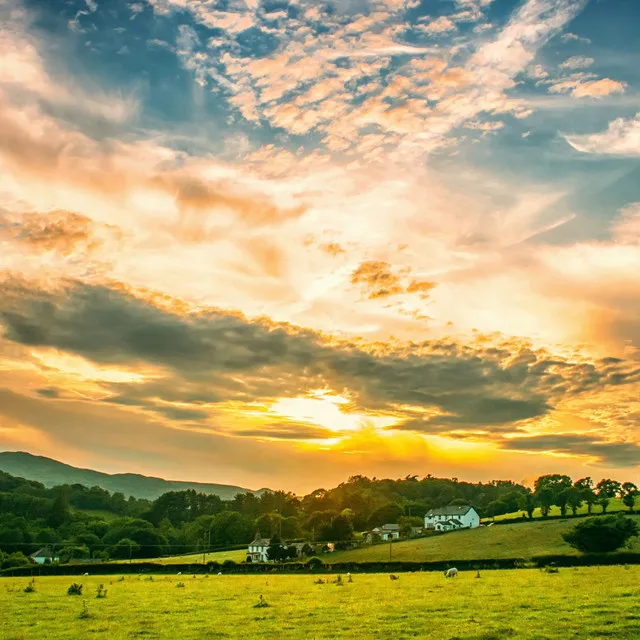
<box><xmin>4</xmin><ymin>552</ymin><xmax>640</xmax><ymax>577</ymax></box>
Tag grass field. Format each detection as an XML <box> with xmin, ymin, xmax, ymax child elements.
<box><xmin>2</xmin><ymin>567</ymin><xmax>639</xmax><ymax>639</ymax></box>
<box><xmin>488</xmin><ymin>497</ymin><xmax>639</xmax><ymax>522</ymax></box>
<box><xmin>116</xmin><ymin>549</ymin><xmax>248</xmax><ymax>565</ymax></box>
<box><xmin>327</xmin><ymin>516</ymin><xmax>640</xmax><ymax>563</ymax></box>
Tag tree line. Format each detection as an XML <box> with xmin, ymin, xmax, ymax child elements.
<box><xmin>0</xmin><ymin>469</ymin><xmax>637</xmax><ymax>569</ymax></box>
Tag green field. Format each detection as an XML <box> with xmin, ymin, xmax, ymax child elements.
<box><xmin>116</xmin><ymin>549</ymin><xmax>248</xmax><ymax>565</ymax></box>
<box><xmin>488</xmin><ymin>497</ymin><xmax>638</xmax><ymax>522</ymax></box>
<box><xmin>327</xmin><ymin>516</ymin><xmax>640</xmax><ymax>563</ymax></box>
<box><xmin>2</xmin><ymin>568</ymin><xmax>639</xmax><ymax>639</ymax></box>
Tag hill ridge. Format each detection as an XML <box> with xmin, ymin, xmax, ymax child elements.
<box><xmin>0</xmin><ymin>451</ymin><xmax>264</xmax><ymax>501</ymax></box>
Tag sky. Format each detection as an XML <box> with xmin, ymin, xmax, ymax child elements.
<box><xmin>0</xmin><ymin>0</ymin><xmax>639</xmax><ymax>494</ymax></box>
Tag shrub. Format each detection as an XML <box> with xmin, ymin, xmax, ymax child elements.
<box><xmin>306</xmin><ymin>556</ymin><xmax>323</xmax><ymax>568</ymax></box>
<box><xmin>222</xmin><ymin>560</ymin><xmax>236</xmax><ymax>567</ymax></box>
<box><xmin>24</xmin><ymin>578</ymin><xmax>36</xmax><ymax>593</ymax></box>
<box><xmin>176</xmin><ymin>582</ymin><xmax>185</xmax><ymax>588</ymax></box>
<box><xmin>562</xmin><ymin>515</ymin><xmax>639</xmax><ymax>553</ymax></box>
<box><xmin>68</xmin><ymin>583</ymin><xmax>83</xmax><ymax>596</ymax></box>
<box><xmin>96</xmin><ymin>584</ymin><xmax>107</xmax><ymax>598</ymax></box>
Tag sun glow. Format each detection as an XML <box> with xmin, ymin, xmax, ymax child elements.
<box><xmin>268</xmin><ymin>391</ymin><xmax>396</xmax><ymax>434</ymax></box>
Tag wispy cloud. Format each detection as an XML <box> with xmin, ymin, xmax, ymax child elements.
<box><xmin>564</xmin><ymin>112</ymin><xmax>640</xmax><ymax>154</ymax></box>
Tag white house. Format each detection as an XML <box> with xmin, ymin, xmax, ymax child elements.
<box><xmin>424</xmin><ymin>506</ymin><xmax>480</xmax><ymax>531</ymax></box>
<box><xmin>247</xmin><ymin>535</ymin><xmax>271</xmax><ymax>562</ymax></box>
<box><xmin>30</xmin><ymin>548</ymin><xmax>60</xmax><ymax>565</ymax></box>
<box><xmin>365</xmin><ymin>523</ymin><xmax>401</xmax><ymax>543</ymax></box>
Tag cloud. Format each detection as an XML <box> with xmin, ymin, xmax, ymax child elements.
<box><xmin>559</xmin><ymin>55</ymin><xmax>594</xmax><ymax>70</ymax></box>
<box><xmin>0</xmin><ymin>210</ymin><xmax>104</xmax><ymax>256</ymax></box>
<box><xmin>1</xmin><ymin>279</ymin><xmax>638</xmax><ymax>437</ymax></box>
<box><xmin>421</xmin><ymin>17</ymin><xmax>457</xmax><ymax>34</ymax></box>
<box><xmin>351</xmin><ymin>261</ymin><xmax>405</xmax><ymax>299</ymax></box>
<box><xmin>570</xmin><ymin>78</ymin><xmax>626</xmax><ymax>98</ymax></box>
<box><xmin>501</xmin><ymin>435</ymin><xmax>640</xmax><ymax>467</ymax></box>
<box><xmin>350</xmin><ymin>261</ymin><xmax>437</xmax><ymax>300</ymax></box>
<box><xmin>560</xmin><ymin>32</ymin><xmax>591</xmax><ymax>44</ymax></box>
<box><xmin>611</xmin><ymin>203</ymin><xmax>640</xmax><ymax>245</ymax></box>
<box><xmin>236</xmin><ymin>423</ymin><xmax>338</xmax><ymax>440</ymax></box>
<box><xmin>564</xmin><ymin>112</ymin><xmax>640</xmax><ymax>155</ymax></box>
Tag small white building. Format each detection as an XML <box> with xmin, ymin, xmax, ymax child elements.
<box><xmin>247</xmin><ymin>535</ymin><xmax>271</xmax><ymax>563</ymax></box>
<box><xmin>30</xmin><ymin>548</ymin><xmax>60</xmax><ymax>565</ymax></box>
<box><xmin>365</xmin><ymin>523</ymin><xmax>401</xmax><ymax>543</ymax></box>
<box><xmin>424</xmin><ymin>506</ymin><xmax>480</xmax><ymax>531</ymax></box>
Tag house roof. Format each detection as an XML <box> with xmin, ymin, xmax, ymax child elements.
<box><xmin>381</xmin><ymin>524</ymin><xmax>400</xmax><ymax>531</ymax></box>
<box><xmin>425</xmin><ymin>505</ymin><xmax>474</xmax><ymax>517</ymax></box>
<box><xmin>446</xmin><ymin>518</ymin><xmax>463</xmax><ymax>526</ymax></box>
<box><xmin>30</xmin><ymin>548</ymin><xmax>58</xmax><ymax>559</ymax></box>
<box><xmin>250</xmin><ymin>538</ymin><xmax>271</xmax><ymax>547</ymax></box>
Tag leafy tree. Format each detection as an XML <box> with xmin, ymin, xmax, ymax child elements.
<box><xmin>574</xmin><ymin>478</ymin><xmax>597</xmax><ymax>514</ymax></box>
<box><xmin>621</xmin><ymin>482</ymin><xmax>639</xmax><ymax>513</ymax></box>
<box><xmin>320</xmin><ymin>515</ymin><xmax>353</xmax><ymax>542</ymax></box>
<box><xmin>485</xmin><ymin>500</ymin><xmax>509</xmax><ymax>519</ymax></box>
<box><xmin>517</xmin><ymin>490</ymin><xmax>536</xmax><ymax>519</ymax></box>
<box><xmin>562</xmin><ymin>515</ymin><xmax>639</xmax><ymax>553</ymax></box>
<box><xmin>48</xmin><ymin>492</ymin><xmax>71</xmax><ymax>528</ymax></box>
<box><xmin>596</xmin><ymin>479</ymin><xmax>621</xmax><ymax>513</ymax></box>
<box><xmin>110</xmin><ymin>538</ymin><xmax>140</xmax><ymax>560</ymax></box>
<box><xmin>534</xmin><ymin>475</ymin><xmax>572</xmax><ymax>516</ymax></box>
<box><xmin>560</xmin><ymin>487</ymin><xmax>583</xmax><ymax>516</ymax></box>
<box><xmin>266</xmin><ymin>535</ymin><xmax>287</xmax><ymax>562</ymax></box>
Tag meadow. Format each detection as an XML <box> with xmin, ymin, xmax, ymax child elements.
<box><xmin>488</xmin><ymin>497</ymin><xmax>638</xmax><ymax>522</ymax></box>
<box><xmin>327</xmin><ymin>516</ymin><xmax>640</xmax><ymax>563</ymax></box>
<box><xmin>2</xmin><ymin>567</ymin><xmax>639</xmax><ymax>639</ymax></box>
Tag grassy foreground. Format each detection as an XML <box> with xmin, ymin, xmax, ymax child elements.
<box><xmin>2</xmin><ymin>567</ymin><xmax>639</xmax><ymax>639</ymax></box>
<box><xmin>327</xmin><ymin>516</ymin><xmax>640</xmax><ymax>563</ymax></box>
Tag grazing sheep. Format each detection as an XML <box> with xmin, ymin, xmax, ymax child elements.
<box><xmin>177</xmin><ymin>572</ymin><xmax>182</xmax><ymax>576</ymax></box>
<box><xmin>444</xmin><ymin>568</ymin><xmax>458</xmax><ymax>578</ymax></box>
<box><xmin>82</xmin><ymin>573</ymin><xmax>89</xmax><ymax>576</ymax></box>
<box><xmin>389</xmin><ymin>574</ymin><xmax>399</xmax><ymax>580</ymax></box>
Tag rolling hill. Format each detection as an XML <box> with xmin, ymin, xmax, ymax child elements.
<box><xmin>326</xmin><ymin>516</ymin><xmax>640</xmax><ymax>563</ymax></box>
<box><xmin>0</xmin><ymin>451</ymin><xmax>265</xmax><ymax>501</ymax></box>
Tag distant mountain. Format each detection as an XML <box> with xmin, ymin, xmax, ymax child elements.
<box><xmin>0</xmin><ymin>451</ymin><xmax>265</xmax><ymax>501</ymax></box>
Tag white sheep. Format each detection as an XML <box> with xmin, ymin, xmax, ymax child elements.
<box><xmin>444</xmin><ymin>568</ymin><xmax>458</xmax><ymax>578</ymax></box>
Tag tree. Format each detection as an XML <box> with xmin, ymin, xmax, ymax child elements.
<box><xmin>621</xmin><ymin>482</ymin><xmax>639</xmax><ymax>513</ymax></box>
<box><xmin>560</xmin><ymin>487</ymin><xmax>583</xmax><ymax>516</ymax></box>
<box><xmin>485</xmin><ymin>500</ymin><xmax>509</xmax><ymax>519</ymax></box>
<box><xmin>48</xmin><ymin>492</ymin><xmax>71</xmax><ymax>528</ymax></box>
<box><xmin>596</xmin><ymin>479</ymin><xmax>621</xmax><ymax>513</ymax></box>
<box><xmin>574</xmin><ymin>478</ymin><xmax>597</xmax><ymax>514</ymax></box>
<box><xmin>110</xmin><ymin>538</ymin><xmax>140</xmax><ymax>560</ymax></box>
<box><xmin>517</xmin><ymin>490</ymin><xmax>536</xmax><ymax>519</ymax></box>
<box><xmin>320</xmin><ymin>515</ymin><xmax>353</xmax><ymax>542</ymax></box>
<box><xmin>266</xmin><ymin>535</ymin><xmax>287</xmax><ymax>562</ymax></box>
<box><xmin>562</xmin><ymin>515</ymin><xmax>639</xmax><ymax>553</ymax></box>
<box><xmin>534</xmin><ymin>474</ymin><xmax>572</xmax><ymax>516</ymax></box>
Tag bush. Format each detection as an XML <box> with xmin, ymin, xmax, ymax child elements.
<box><xmin>562</xmin><ymin>515</ymin><xmax>639</xmax><ymax>553</ymax></box>
<box><xmin>306</xmin><ymin>556</ymin><xmax>323</xmax><ymax>568</ymax></box>
<box><xmin>96</xmin><ymin>584</ymin><xmax>107</xmax><ymax>598</ymax></box>
<box><xmin>24</xmin><ymin>578</ymin><xmax>36</xmax><ymax>593</ymax></box>
<box><xmin>222</xmin><ymin>560</ymin><xmax>236</xmax><ymax>567</ymax></box>
<box><xmin>68</xmin><ymin>583</ymin><xmax>83</xmax><ymax>596</ymax></box>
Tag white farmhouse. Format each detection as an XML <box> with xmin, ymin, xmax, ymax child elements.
<box><xmin>30</xmin><ymin>548</ymin><xmax>60</xmax><ymax>565</ymax></box>
<box><xmin>247</xmin><ymin>534</ymin><xmax>271</xmax><ymax>562</ymax></box>
<box><xmin>364</xmin><ymin>523</ymin><xmax>401</xmax><ymax>543</ymax></box>
<box><xmin>424</xmin><ymin>506</ymin><xmax>480</xmax><ymax>531</ymax></box>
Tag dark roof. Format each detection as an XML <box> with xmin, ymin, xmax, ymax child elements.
<box><xmin>447</xmin><ymin>518</ymin><xmax>463</xmax><ymax>526</ymax></box>
<box><xmin>425</xmin><ymin>505</ymin><xmax>474</xmax><ymax>517</ymax></box>
<box><xmin>30</xmin><ymin>548</ymin><xmax>58</xmax><ymax>559</ymax></box>
<box><xmin>381</xmin><ymin>524</ymin><xmax>400</xmax><ymax>531</ymax></box>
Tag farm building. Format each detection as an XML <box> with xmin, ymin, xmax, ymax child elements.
<box><xmin>247</xmin><ymin>535</ymin><xmax>271</xmax><ymax>562</ymax></box>
<box><xmin>30</xmin><ymin>548</ymin><xmax>60</xmax><ymax>564</ymax></box>
<box><xmin>424</xmin><ymin>506</ymin><xmax>480</xmax><ymax>531</ymax></box>
<box><xmin>364</xmin><ymin>523</ymin><xmax>401</xmax><ymax>542</ymax></box>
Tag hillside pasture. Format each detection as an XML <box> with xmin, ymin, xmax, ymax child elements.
<box><xmin>326</xmin><ymin>516</ymin><xmax>640</xmax><ymax>563</ymax></box>
<box><xmin>2</xmin><ymin>567</ymin><xmax>639</xmax><ymax>639</ymax></box>
<box><xmin>487</xmin><ymin>496</ymin><xmax>639</xmax><ymax>522</ymax></box>
<box><xmin>113</xmin><ymin>549</ymin><xmax>248</xmax><ymax>565</ymax></box>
